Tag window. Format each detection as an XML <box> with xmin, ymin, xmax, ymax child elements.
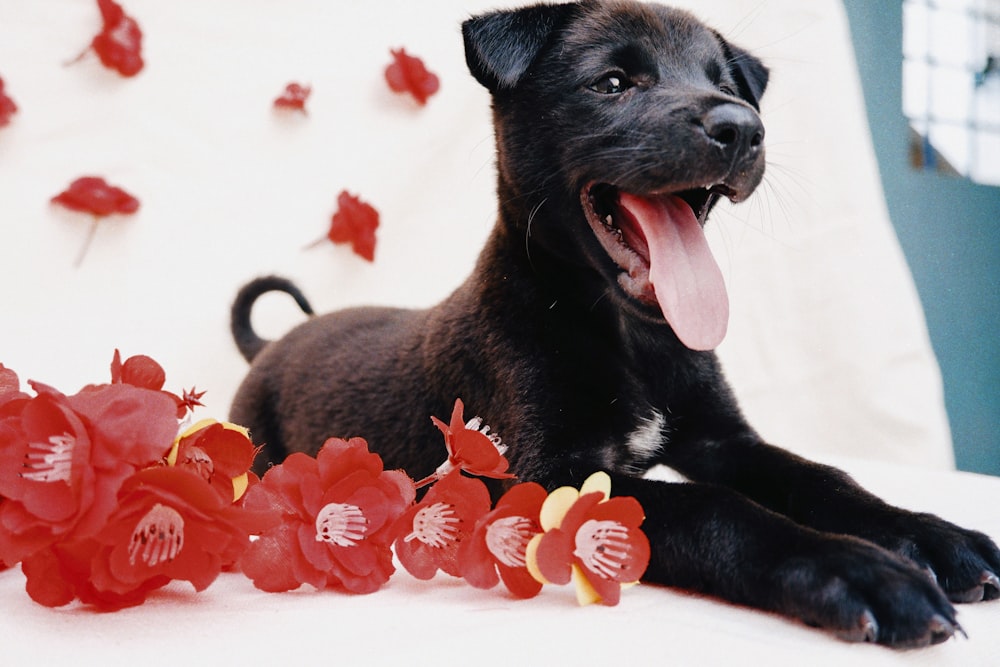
<box><xmin>903</xmin><ymin>0</ymin><xmax>1000</xmax><ymax>185</ymax></box>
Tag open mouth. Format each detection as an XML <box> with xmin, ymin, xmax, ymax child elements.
<box><xmin>581</xmin><ymin>182</ymin><xmax>731</xmax><ymax>351</ymax></box>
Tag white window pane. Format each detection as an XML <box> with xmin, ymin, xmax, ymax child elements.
<box><xmin>970</xmin><ymin>131</ymin><xmax>1000</xmax><ymax>185</ymax></box>
<box><xmin>903</xmin><ymin>2</ymin><xmax>930</xmax><ymax>59</ymax></box>
<box><xmin>930</xmin><ymin>123</ymin><xmax>971</xmax><ymax>172</ymax></box>
<box><xmin>904</xmin><ymin>59</ymin><xmax>931</xmax><ymax>119</ymax></box>
<box><xmin>930</xmin><ymin>68</ymin><xmax>974</xmax><ymax>122</ymax></box>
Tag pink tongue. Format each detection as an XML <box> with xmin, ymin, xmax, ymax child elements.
<box><xmin>618</xmin><ymin>192</ymin><xmax>728</xmax><ymax>351</ymax></box>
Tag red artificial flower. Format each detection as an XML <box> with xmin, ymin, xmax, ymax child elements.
<box><xmin>321</xmin><ymin>190</ymin><xmax>380</xmax><ymax>262</ymax></box>
<box><xmin>0</xmin><ymin>381</ymin><xmax>177</xmax><ymax>565</ymax></box>
<box><xmin>393</xmin><ymin>470</ymin><xmax>491</xmax><ymax>580</ymax></box>
<box><xmin>167</xmin><ymin>420</ymin><xmax>259</xmax><ymax>503</ymax></box>
<box><xmin>273</xmin><ymin>82</ymin><xmax>311</xmax><ymax>113</ymax></box>
<box><xmin>21</xmin><ymin>466</ymin><xmax>255</xmax><ymax>610</ymax></box>
<box><xmin>240</xmin><ymin>437</ymin><xmax>415</xmax><ymax>594</ymax></box>
<box><xmin>458</xmin><ymin>481</ymin><xmax>546</xmax><ymax>598</ymax></box>
<box><xmin>526</xmin><ymin>472</ymin><xmax>650</xmax><ymax>606</ymax></box>
<box><xmin>417</xmin><ymin>398</ymin><xmax>514</xmax><ymax>487</ymax></box>
<box><xmin>51</xmin><ymin>177</ymin><xmax>140</xmax><ymax>266</ymax></box>
<box><xmin>384</xmin><ymin>48</ymin><xmax>440</xmax><ymax>106</ymax></box>
<box><xmin>83</xmin><ymin>0</ymin><xmax>144</xmax><ymax>77</ymax></box>
<box><xmin>0</xmin><ymin>77</ymin><xmax>17</xmax><ymax>127</ymax></box>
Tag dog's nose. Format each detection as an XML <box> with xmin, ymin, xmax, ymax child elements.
<box><xmin>700</xmin><ymin>103</ymin><xmax>765</xmax><ymax>158</ymax></box>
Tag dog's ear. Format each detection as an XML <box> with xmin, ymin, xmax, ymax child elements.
<box><xmin>462</xmin><ymin>3</ymin><xmax>577</xmax><ymax>92</ymax></box>
<box><xmin>717</xmin><ymin>35</ymin><xmax>769</xmax><ymax>110</ymax></box>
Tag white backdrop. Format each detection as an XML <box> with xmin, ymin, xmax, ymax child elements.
<box><xmin>0</xmin><ymin>0</ymin><xmax>954</xmax><ymax>469</ymax></box>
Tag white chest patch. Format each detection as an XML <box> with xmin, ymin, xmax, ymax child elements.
<box><xmin>625</xmin><ymin>409</ymin><xmax>666</xmax><ymax>463</ymax></box>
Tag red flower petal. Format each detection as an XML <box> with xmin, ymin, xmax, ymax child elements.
<box><xmin>91</xmin><ymin>0</ymin><xmax>144</xmax><ymax>77</ymax></box>
<box><xmin>273</xmin><ymin>82</ymin><xmax>311</xmax><ymax>113</ymax></box>
<box><xmin>21</xmin><ymin>548</ymin><xmax>76</xmax><ymax>607</ymax></box>
<box><xmin>0</xmin><ymin>76</ymin><xmax>17</xmax><ymax>128</ymax></box>
<box><xmin>239</xmin><ymin>525</ymin><xmax>303</xmax><ymax>593</ymax></box>
<box><xmin>384</xmin><ymin>48</ymin><xmax>440</xmax><ymax>106</ymax></box>
<box><xmin>324</xmin><ymin>191</ymin><xmax>379</xmax><ymax>262</ymax></box>
<box><xmin>533</xmin><ymin>527</ymin><xmax>575</xmax><ymax>585</ymax></box>
<box><xmin>0</xmin><ymin>363</ymin><xmax>20</xmax><ymax>396</ymax></box>
<box><xmin>52</xmin><ymin>177</ymin><xmax>140</xmax><ymax>217</ymax></box>
<box><xmin>66</xmin><ymin>383</ymin><xmax>178</xmax><ymax>469</ymax></box>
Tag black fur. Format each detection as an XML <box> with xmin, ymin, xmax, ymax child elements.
<box><xmin>231</xmin><ymin>0</ymin><xmax>999</xmax><ymax>647</ymax></box>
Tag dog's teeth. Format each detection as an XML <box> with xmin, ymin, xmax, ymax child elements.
<box><xmin>605</xmin><ymin>214</ymin><xmax>614</xmax><ymax>227</ymax></box>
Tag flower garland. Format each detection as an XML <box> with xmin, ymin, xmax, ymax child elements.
<box><xmin>0</xmin><ymin>352</ymin><xmax>650</xmax><ymax>611</ymax></box>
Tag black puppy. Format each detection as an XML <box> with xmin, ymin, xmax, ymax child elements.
<box><xmin>231</xmin><ymin>0</ymin><xmax>1000</xmax><ymax>647</ymax></box>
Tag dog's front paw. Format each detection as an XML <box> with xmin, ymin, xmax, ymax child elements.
<box><xmin>772</xmin><ymin>535</ymin><xmax>960</xmax><ymax>648</ymax></box>
<box><xmin>869</xmin><ymin>511</ymin><xmax>1000</xmax><ymax>604</ymax></box>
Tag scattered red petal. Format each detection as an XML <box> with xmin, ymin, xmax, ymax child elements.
<box><xmin>52</xmin><ymin>176</ymin><xmax>139</xmax><ymax>217</ymax></box>
<box><xmin>324</xmin><ymin>190</ymin><xmax>379</xmax><ymax>262</ymax></box>
<box><xmin>273</xmin><ymin>82</ymin><xmax>311</xmax><ymax>113</ymax></box>
<box><xmin>51</xmin><ymin>177</ymin><xmax>139</xmax><ymax>266</ymax></box>
<box><xmin>90</xmin><ymin>0</ymin><xmax>144</xmax><ymax>77</ymax></box>
<box><xmin>384</xmin><ymin>48</ymin><xmax>439</xmax><ymax>106</ymax></box>
<box><xmin>0</xmin><ymin>77</ymin><xmax>17</xmax><ymax>127</ymax></box>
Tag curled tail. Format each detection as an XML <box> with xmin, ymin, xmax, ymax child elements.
<box><xmin>230</xmin><ymin>275</ymin><xmax>314</xmax><ymax>362</ymax></box>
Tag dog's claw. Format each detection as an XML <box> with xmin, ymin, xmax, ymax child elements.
<box><xmin>836</xmin><ymin>610</ymin><xmax>878</xmax><ymax>643</ymax></box>
<box><xmin>981</xmin><ymin>571</ymin><xmax>1000</xmax><ymax>601</ymax></box>
<box><xmin>949</xmin><ymin>571</ymin><xmax>1000</xmax><ymax>603</ymax></box>
<box><xmin>928</xmin><ymin>614</ymin><xmax>957</xmax><ymax>645</ymax></box>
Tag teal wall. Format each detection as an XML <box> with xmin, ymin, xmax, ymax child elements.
<box><xmin>842</xmin><ymin>2</ymin><xmax>1000</xmax><ymax>475</ymax></box>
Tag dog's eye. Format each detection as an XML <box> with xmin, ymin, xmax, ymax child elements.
<box><xmin>588</xmin><ymin>73</ymin><xmax>632</xmax><ymax>95</ymax></box>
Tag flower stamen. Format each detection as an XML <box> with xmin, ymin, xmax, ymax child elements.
<box><xmin>465</xmin><ymin>416</ymin><xmax>508</xmax><ymax>457</ymax></box>
<box><xmin>180</xmin><ymin>445</ymin><xmax>214</xmax><ymax>482</ymax></box>
<box><xmin>485</xmin><ymin>515</ymin><xmax>537</xmax><ymax>568</ymax></box>
<box><xmin>21</xmin><ymin>434</ymin><xmax>75</xmax><ymax>483</ymax></box>
<box><xmin>315</xmin><ymin>503</ymin><xmax>368</xmax><ymax>547</ymax></box>
<box><xmin>129</xmin><ymin>503</ymin><xmax>185</xmax><ymax>567</ymax></box>
<box><xmin>573</xmin><ymin>519</ymin><xmax>632</xmax><ymax>580</ymax></box>
<box><xmin>404</xmin><ymin>502</ymin><xmax>460</xmax><ymax>548</ymax></box>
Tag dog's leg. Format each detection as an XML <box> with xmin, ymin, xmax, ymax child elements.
<box><xmin>607</xmin><ymin>472</ymin><xmax>960</xmax><ymax>647</ymax></box>
<box><xmin>657</xmin><ymin>437</ymin><xmax>1000</xmax><ymax>605</ymax></box>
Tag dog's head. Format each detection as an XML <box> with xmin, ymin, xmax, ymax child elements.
<box><xmin>464</xmin><ymin>0</ymin><xmax>768</xmax><ymax>350</ymax></box>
